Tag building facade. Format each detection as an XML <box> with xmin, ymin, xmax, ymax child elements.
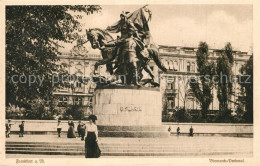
<box><xmin>55</xmin><ymin>45</ymin><xmax>251</xmax><ymax>117</ymax></box>
<box><xmin>158</xmin><ymin>45</ymin><xmax>251</xmax><ymax>116</ymax></box>
<box><xmin>53</xmin><ymin>50</ymin><xmax>105</xmax><ymax>117</ymax></box>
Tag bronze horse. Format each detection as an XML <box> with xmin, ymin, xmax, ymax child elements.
<box><xmin>86</xmin><ymin>28</ymin><xmax>116</xmax><ymax>75</ymax></box>
<box><xmin>86</xmin><ymin>28</ymin><xmax>167</xmax><ymax>86</ymax></box>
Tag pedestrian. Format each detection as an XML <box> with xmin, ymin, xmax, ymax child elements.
<box><xmin>6</xmin><ymin>119</ymin><xmax>13</xmax><ymax>138</ymax></box>
<box><xmin>19</xmin><ymin>121</ymin><xmax>25</xmax><ymax>137</ymax></box>
<box><xmin>57</xmin><ymin>120</ymin><xmax>62</xmax><ymax>137</ymax></box>
<box><xmin>85</xmin><ymin>115</ymin><xmax>101</xmax><ymax>158</ymax></box>
<box><xmin>67</xmin><ymin>120</ymin><xmax>76</xmax><ymax>138</ymax></box>
<box><xmin>77</xmin><ymin>120</ymin><xmax>82</xmax><ymax>137</ymax></box>
<box><xmin>168</xmin><ymin>126</ymin><xmax>171</xmax><ymax>136</ymax></box>
<box><xmin>168</xmin><ymin>126</ymin><xmax>171</xmax><ymax>132</ymax></box>
<box><xmin>80</xmin><ymin>122</ymin><xmax>86</xmax><ymax>141</ymax></box>
<box><xmin>189</xmin><ymin>126</ymin><xmax>193</xmax><ymax>137</ymax></box>
<box><xmin>177</xmin><ymin>127</ymin><xmax>180</xmax><ymax>136</ymax></box>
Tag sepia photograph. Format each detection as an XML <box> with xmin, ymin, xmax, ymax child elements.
<box><xmin>1</xmin><ymin>1</ymin><xmax>259</xmax><ymax>166</ymax></box>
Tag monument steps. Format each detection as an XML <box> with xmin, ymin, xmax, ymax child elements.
<box><xmin>6</xmin><ymin>141</ymin><xmax>252</xmax><ymax>156</ymax></box>
<box><xmin>6</xmin><ymin>149</ymin><xmax>250</xmax><ymax>157</ymax></box>
<box><xmin>6</xmin><ymin>142</ymin><xmax>246</xmax><ymax>148</ymax></box>
<box><xmin>6</xmin><ymin>145</ymin><xmax>244</xmax><ymax>151</ymax></box>
<box><xmin>6</xmin><ymin>150</ymin><xmax>83</xmax><ymax>155</ymax></box>
<box><xmin>6</xmin><ymin>147</ymin><xmax>247</xmax><ymax>153</ymax></box>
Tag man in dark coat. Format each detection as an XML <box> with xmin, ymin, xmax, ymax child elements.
<box><xmin>189</xmin><ymin>126</ymin><xmax>194</xmax><ymax>137</ymax></box>
<box><xmin>19</xmin><ymin>121</ymin><xmax>25</xmax><ymax>137</ymax></box>
<box><xmin>80</xmin><ymin>123</ymin><xmax>86</xmax><ymax>141</ymax></box>
<box><xmin>77</xmin><ymin>120</ymin><xmax>82</xmax><ymax>137</ymax></box>
<box><xmin>177</xmin><ymin>127</ymin><xmax>180</xmax><ymax>136</ymax></box>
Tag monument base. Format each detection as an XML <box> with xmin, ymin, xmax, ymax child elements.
<box><xmin>94</xmin><ymin>85</ymin><xmax>162</xmax><ymax>126</ymax></box>
<box><xmin>93</xmin><ymin>85</ymin><xmax>168</xmax><ymax>137</ymax></box>
<box><xmin>97</xmin><ymin>125</ymin><xmax>169</xmax><ymax>138</ymax></box>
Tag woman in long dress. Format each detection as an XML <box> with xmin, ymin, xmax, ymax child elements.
<box><xmin>67</xmin><ymin>120</ymin><xmax>76</xmax><ymax>138</ymax></box>
<box><xmin>85</xmin><ymin>115</ymin><xmax>101</xmax><ymax>158</ymax></box>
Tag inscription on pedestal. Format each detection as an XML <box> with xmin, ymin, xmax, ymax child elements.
<box><xmin>120</xmin><ymin>106</ymin><xmax>142</xmax><ymax>112</ymax></box>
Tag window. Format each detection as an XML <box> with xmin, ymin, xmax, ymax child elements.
<box><xmin>191</xmin><ymin>62</ymin><xmax>195</xmax><ymax>72</ymax></box>
<box><xmin>74</xmin><ymin>81</ymin><xmax>83</xmax><ymax>92</ymax></box>
<box><xmin>187</xmin><ymin>62</ymin><xmax>191</xmax><ymax>72</ymax></box>
<box><xmin>89</xmin><ymin>88</ymin><xmax>94</xmax><ymax>93</ymax></box>
<box><xmin>167</xmin><ymin>98</ymin><xmax>175</xmax><ymax>109</ymax></box>
<box><xmin>171</xmin><ymin>100</ymin><xmax>174</xmax><ymax>109</ymax></box>
<box><xmin>166</xmin><ymin>83</ymin><xmax>172</xmax><ymax>89</ymax></box>
<box><xmin>74</xmin><ymin>97</ymin><xmax>83</xmax><ymax>106</ymax></box>
<box><xmin>215</xmin><ymin>52</ymin><xmax>221</xmax><ymax>56</ymax></box>
<box><xmin>237</xmin><ymin>63</ymin><xmax>241</xmax><ymax>74</ymax></box>
<box><xmin>76</xmin><ymin>81</ymin><xmax>82</xmax><ymax>88</ymax></box>
<box><xmin>89</xmin><ymin>97</ymin><xmax>93</xmax><ymax>106</ymax></box>
<box><xmin>58</xmin><ymin>96</ymin><xmax>68</xmax><ymax>106</ymax></box>
<box><xmin>184</xmin><ymin>50</ymin><xmax>194</xmax><ymax>54</ymax></box>
<box><xmin>179</xmin><ymin>59</ymin><xmax>183</xmax><ymax>71</ymax></box>
<box><xmin>169</xmin><ymin>61</ymin><xmax>174</xmax><ymax>70</ymax></box>
<box><xmin>84</xmin><ymin>62</ymin><xmax>89</xmax><ymax>67</ymax></box>
<box><xmin>166</xmin><ymin>82</ymin><xmax>175</xmax><ymax>90</ymax></box>
<box><xmin>84</xmin><ymin>97</ymin><xmax>93</xmax><ymax>106</ymax></box>
<box><xmin>173</xmin><ymin>61</ymin><xmax>178</xmax><ymax>71</ymax></box>
<box><xmin>163</xmin><ymin>60</ymin><xmax>169</xmax><ymax>69</ymax></box>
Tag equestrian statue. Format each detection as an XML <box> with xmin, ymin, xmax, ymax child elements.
<box><xmin>86</xmin><ymin>6</ymin><xmax>167</xmax><ymax>87</ymax></box>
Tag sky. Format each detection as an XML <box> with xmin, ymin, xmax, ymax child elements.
<box><xmin>62</xmin><ymin>4</ymin><xmax>253</xmax><ymax>53</ymax></box>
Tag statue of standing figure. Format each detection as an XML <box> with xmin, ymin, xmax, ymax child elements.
<box><xmin>86</xmin><ymin>6</ymin><xmax>167</xmax><ymax>87</ymax></box>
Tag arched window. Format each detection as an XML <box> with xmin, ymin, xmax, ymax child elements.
<box><xmin>167</xmin><ymin>97</ymin><xmax>175</xmax><ymax>109</ymax></box>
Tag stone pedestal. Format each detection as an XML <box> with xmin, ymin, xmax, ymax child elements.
<box><xmin>93</xmin><ymin>85</ymin><xmax>162</xmax><ymax>126</ymax></box>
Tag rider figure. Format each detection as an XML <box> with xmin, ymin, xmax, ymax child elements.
<box><xmin>87</xmin><ymin>9</ymin><xmax>166</xmax><ymax>87</ymax></box>
<box><xmin>106</xmin><ymin>11</ymin><xmax>144</xmax><ymax>85</ymax></box>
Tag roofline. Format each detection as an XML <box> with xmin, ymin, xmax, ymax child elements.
<box><xmin>158</xmin><ymin>45</ymin><xmax>251</xmax><ymax>54</ymax></box>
